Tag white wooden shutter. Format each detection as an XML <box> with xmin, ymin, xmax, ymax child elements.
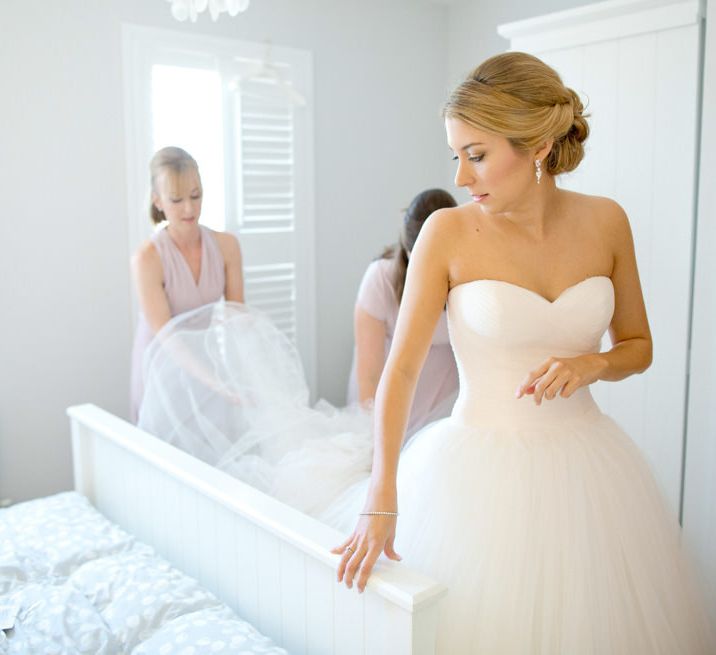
<box><xmin>243</xmin><ymin>262</ymin><xmax>297</xmax><ymax>340</ymax></box>
<box><xmin>238</xmin><ymin>78</ymin><xmax>295</xmax><ymax>233</ymax></box>
<box><xmin>229</xmin><ymin>69</ymin><xmax>299</xmax><ymax>340</ymax></box>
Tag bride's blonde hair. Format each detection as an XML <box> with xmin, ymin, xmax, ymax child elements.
<box><xmin>444</xmin><ymin>52</ymin><xmax>589</xmax><ymax>175</ymax></box>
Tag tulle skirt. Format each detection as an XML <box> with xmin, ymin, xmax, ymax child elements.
<box><xmin>322</xmin><ymin>408</ymin><xmax>715</xmax><ymax>654</ymax></box>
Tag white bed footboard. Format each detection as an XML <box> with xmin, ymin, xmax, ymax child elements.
<box><xmin>67</xmin><ymin>404</ymin><xmax>446</xmax><ymax>654</ymax></box>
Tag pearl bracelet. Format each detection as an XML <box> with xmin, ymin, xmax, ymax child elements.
<box><xmin>359</xmin><ymin>511</ymin><xmax>399</xmax><ymax>516</ymax></box>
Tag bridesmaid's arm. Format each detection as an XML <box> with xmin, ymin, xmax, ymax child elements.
<box><xmin>131</xmin><ymin>241</ymin><xmax>171</xmax><ymax>334</ymax></box>
<box><xmin>354</xmin><ymin>306</ymin><xmax>387</xmax><ymax>405</ymax></box>
<box><xmin>216</xmin><ymin>232</ymin><xmax>245</xmax><ymax>303</ymax></box>
<box><xmin>333</xmin><ymin>208</ymin><xmax>455</xmax><ymax>592</ymax></box>
<box><xmin>132</xmin><ymin>236</ymin><xmax>240</xmax><ymax>399</ymax></box>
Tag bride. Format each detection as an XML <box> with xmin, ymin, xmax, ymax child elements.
<box><xmin>140</xmin><ymin>52</ymin><xmax>715</xmax><ymax>653</ymax></box>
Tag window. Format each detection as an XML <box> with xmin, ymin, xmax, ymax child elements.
<box><xmin>122</xmin><ymin>24</ymin><xmax>316</xmax><ymax>392</ymax></box>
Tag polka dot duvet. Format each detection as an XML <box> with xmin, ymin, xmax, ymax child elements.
<box><xmin>0</xmin><ymin>492</ymin><xmax>288</xmax><ymax>654</ymax></box>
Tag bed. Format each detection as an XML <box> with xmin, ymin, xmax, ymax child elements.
<box><xmin>1</xmin><ymin>491</ymin><xmax>287</xmax><ymax>654</ymax></box>
<box><xmin>62</xmin><ymin>403</ymin><xmax>446</xmax><ymax>654</ymax></box>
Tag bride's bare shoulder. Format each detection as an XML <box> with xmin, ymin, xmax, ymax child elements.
<box><xmin>563</xmin><ymin>190</ymin><xmax>630</xmax><ymax>231</ymax></box>
<box><xmin>419</xmin><ymin>203</ymin><xmax>478</xmax><ymax>243</ymax></box>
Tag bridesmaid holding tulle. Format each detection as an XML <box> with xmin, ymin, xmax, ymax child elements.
<box><xmin>130</xmin><ymin>146</ymin><xmax>244</xmax><ymax>422</ymax></box>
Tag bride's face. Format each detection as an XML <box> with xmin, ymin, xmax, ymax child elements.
<box><xmin>446</xmin><ymin>117</ymin><xmax>534</xmax><ymax>214</ymax></box>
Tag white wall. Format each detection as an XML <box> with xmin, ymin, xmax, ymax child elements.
<box><xmin>0</xmin><ymin>0</ymin><xmax>450</xmax><ymax>502</ymax></box>
<box><xmin>683</xmin><ymin>0</ymin><xmax>716</xmax><ymax>621</ymax></box>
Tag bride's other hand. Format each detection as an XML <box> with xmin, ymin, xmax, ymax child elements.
<box><xmin>331</xmin><ymin>514</ymin><xmax>401</xmax><ymax>593</ymax></box>
<box><xmin>515</xmin><ymin>354</ymin><xmax>607</xmax><ymax>405</ymax></box>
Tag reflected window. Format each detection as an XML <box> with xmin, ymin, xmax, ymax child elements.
<box><xmin>151</xmin><ymin>64</ymin><xmax>225</xmax><ymax>232</ymax></box>
<box><xmin>122</xmin><ymin>26</ymin><xmax>317</xmax><ymax>393</ymax></box>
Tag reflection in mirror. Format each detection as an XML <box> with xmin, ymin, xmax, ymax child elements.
<box><xmin>347</xmin><ymin>188</ymin><xmax>459</xmax><ymax>438</ymax></box>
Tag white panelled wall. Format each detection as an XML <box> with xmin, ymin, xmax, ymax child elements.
<box><xmin>683</xmin><ymin>0</ymin><xmax>716</xmax><ymax>624</ymax></box>
<box><xmin>499</xmin><ymin>0</ymin><xmax>703</xmax><ymax>521</ymax></box>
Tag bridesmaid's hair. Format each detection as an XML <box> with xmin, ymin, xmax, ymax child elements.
<box><xmin>149</xmin><ymin>146</ymin><xmax>201</xmax><ymax>225</ymax></box>
<box><xmin>380</xmin><ymin>188</ymin><xmax>457</xmax><ymax>303</ymax></box>
<box><xmin>443</xmin><ymin>52</ymin><xmax>590</xmax><ymax>175</ymax></box>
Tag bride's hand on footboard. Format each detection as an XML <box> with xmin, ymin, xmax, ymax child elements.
<box><xmin>331</xmin><ymin>514</ymin><xmax>401</xmax><ymax>593</ymax></box>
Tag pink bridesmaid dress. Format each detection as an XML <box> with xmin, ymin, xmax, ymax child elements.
<box><xmin>130</xmin><ymin>225</ymin><xmax>225</xmax><ymax>422</ymax></box>
<box><xmin>347</xmin><ymin>257</ymin><xmax>459</xmax><ymax>437</ymax></box>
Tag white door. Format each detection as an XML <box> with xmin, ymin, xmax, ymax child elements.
<box><xmin>499</xmin><ymin>0</ymin><xmax>704</xmax><ymax>518</ymax></box>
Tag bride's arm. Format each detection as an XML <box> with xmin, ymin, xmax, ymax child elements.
<box><xmin>600</xmin><ymin>201</ymin><xmax>653</xmax><ymax>378</ymax></box>
<box><xmin>517</xmin><ymin>200</ymin><xmax>653</xmax><ymax>403</ymax></box>
<box><xmin>332</xmin><ymin>209</ymin><xmax>454</xmax><ymax>592</ymax></box>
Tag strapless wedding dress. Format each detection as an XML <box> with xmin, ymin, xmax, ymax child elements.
<box><xmin>138</xmin><ymin>279</ymin><xmax>714</xmax><ymax>654</ymax></box>
<box><xmin>322</xmin><ymin>276</ymin><xmax>714</xmax><ymax>654</ymax></box>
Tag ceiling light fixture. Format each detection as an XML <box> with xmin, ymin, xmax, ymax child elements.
<box><xmin>166</xmin><ymin>0</ymin><xmax>250</xmax><ymax>22</ymax></box>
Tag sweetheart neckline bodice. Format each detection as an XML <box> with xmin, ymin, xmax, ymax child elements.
<box><xmin>448</xmin><ymin>275</ymin><xmax>613</xmax><ymax>305</ymax></box>
<box><xmin>446</xmin><ymin>274</ymin><xmax>614</xmax><ymax>429</ymax></box>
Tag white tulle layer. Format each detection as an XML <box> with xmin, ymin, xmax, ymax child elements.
<box><xmin>138</xmin><ymin>302</ymin><xmax>375</xmax><ymax>517</ymax></box>
<box><xmin>323</xmin><ymin>410</ymin><xmax>715</xmax><ymax>654</ymax></box>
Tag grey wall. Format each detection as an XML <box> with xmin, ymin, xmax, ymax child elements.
<box><xmin>0</xmin><ymin>0</ymin><xmax>450</xmax><ymax>503</ymax></box>
<box><xmin>446</xmin><ymin>0</ymin><xmax>598</xmax><ymax>85</ymax></box>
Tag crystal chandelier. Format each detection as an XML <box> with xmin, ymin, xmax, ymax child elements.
<box><xmin>166</xmin><ymin>0</ymin><xmax>250</xmax><ymax>22</ymax></box>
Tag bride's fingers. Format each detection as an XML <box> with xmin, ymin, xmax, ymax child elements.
<box><xmin>516</xmin><ymin>360</ymin><xmax>551</xmax><ymax>398</ymax></box>
<box><xmin>335</xmin><ymin>538</ymin><xmax>358</xmax><ymax>582</ymax></box>
<box><xmin>560</xmin><ymin>377</ymin><xmax>581</xmax><ymax>398</ymax></box>
<box><xmin>531</xmin><ymin>370</ymin><xmax>557</xmax><ymax>405</ymax></box>
<box><xmin>384</xmin><ymin>539</ymin><xmax>402</xmax><ymax>562</ymax></box>
<box><xmin>356</xmin><ymin>546</ymin><xmax>382</xmax><ymax>593</ymax></box>
<box><xmin>343</xmin><ymin>542</ymin><xmax>368</xmax><ymax>589</ymax></box>
<box><xmin>330</xmin><ymin>534</ymin><xmax>354</xmax><ymax>555</ymax></box>
<box><xmin>533</xmin><ymin>363</ymin><xmax>567</xmax><ymax>404</ymax></box>
<box><xmin>542</xmin><ymin>374</ymin><xmax>569</xmax><ymax>402</ymax></box>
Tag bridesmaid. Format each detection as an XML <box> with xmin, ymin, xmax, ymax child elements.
<box><xmin>346</xmin><ymin>189</ymin><xmax>459</xmax><ymax>438</ymax></box>
<box><xmin>130</xmin><ymin>146</ymin><xmax>244</xmax><ymax>422</ymax></box>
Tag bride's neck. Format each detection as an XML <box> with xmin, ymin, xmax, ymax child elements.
<box><xmin>497</xmin><ymin>177</ymin><xmax>562</xmax><ymax>238</ymax></box>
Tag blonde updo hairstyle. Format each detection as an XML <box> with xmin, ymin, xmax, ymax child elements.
<box><xmin>444</xmin><ymin>52</ymin><xmax>589</xmax><ymax>175</ymax></box>
<box><xmin>149</xmin><ymin>146</ymin><xmax>201</xmax><ymax>225</ymax></box>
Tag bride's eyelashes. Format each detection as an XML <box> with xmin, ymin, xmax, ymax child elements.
<box><xmin>450</xmin><ymin>154</ymin><xmax>485</xmax><ymax>163</ymax></box>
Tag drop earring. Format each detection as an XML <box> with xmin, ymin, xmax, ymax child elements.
<box><xmin>535</xmin><ymin>159</ymin><xmax>542</xmax><ymax>185</ymax></box>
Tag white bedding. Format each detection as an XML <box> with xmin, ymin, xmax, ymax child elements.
<box><xmin>0</xmin><ymin>492</ymin><xmax>287</xmax><ymax>654</ymax></box>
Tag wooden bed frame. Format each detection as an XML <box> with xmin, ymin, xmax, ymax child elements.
<box><xmin>67</xmin><ymin>404</ymin><xmax>446</xmax><ymax>654</ymax></box>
